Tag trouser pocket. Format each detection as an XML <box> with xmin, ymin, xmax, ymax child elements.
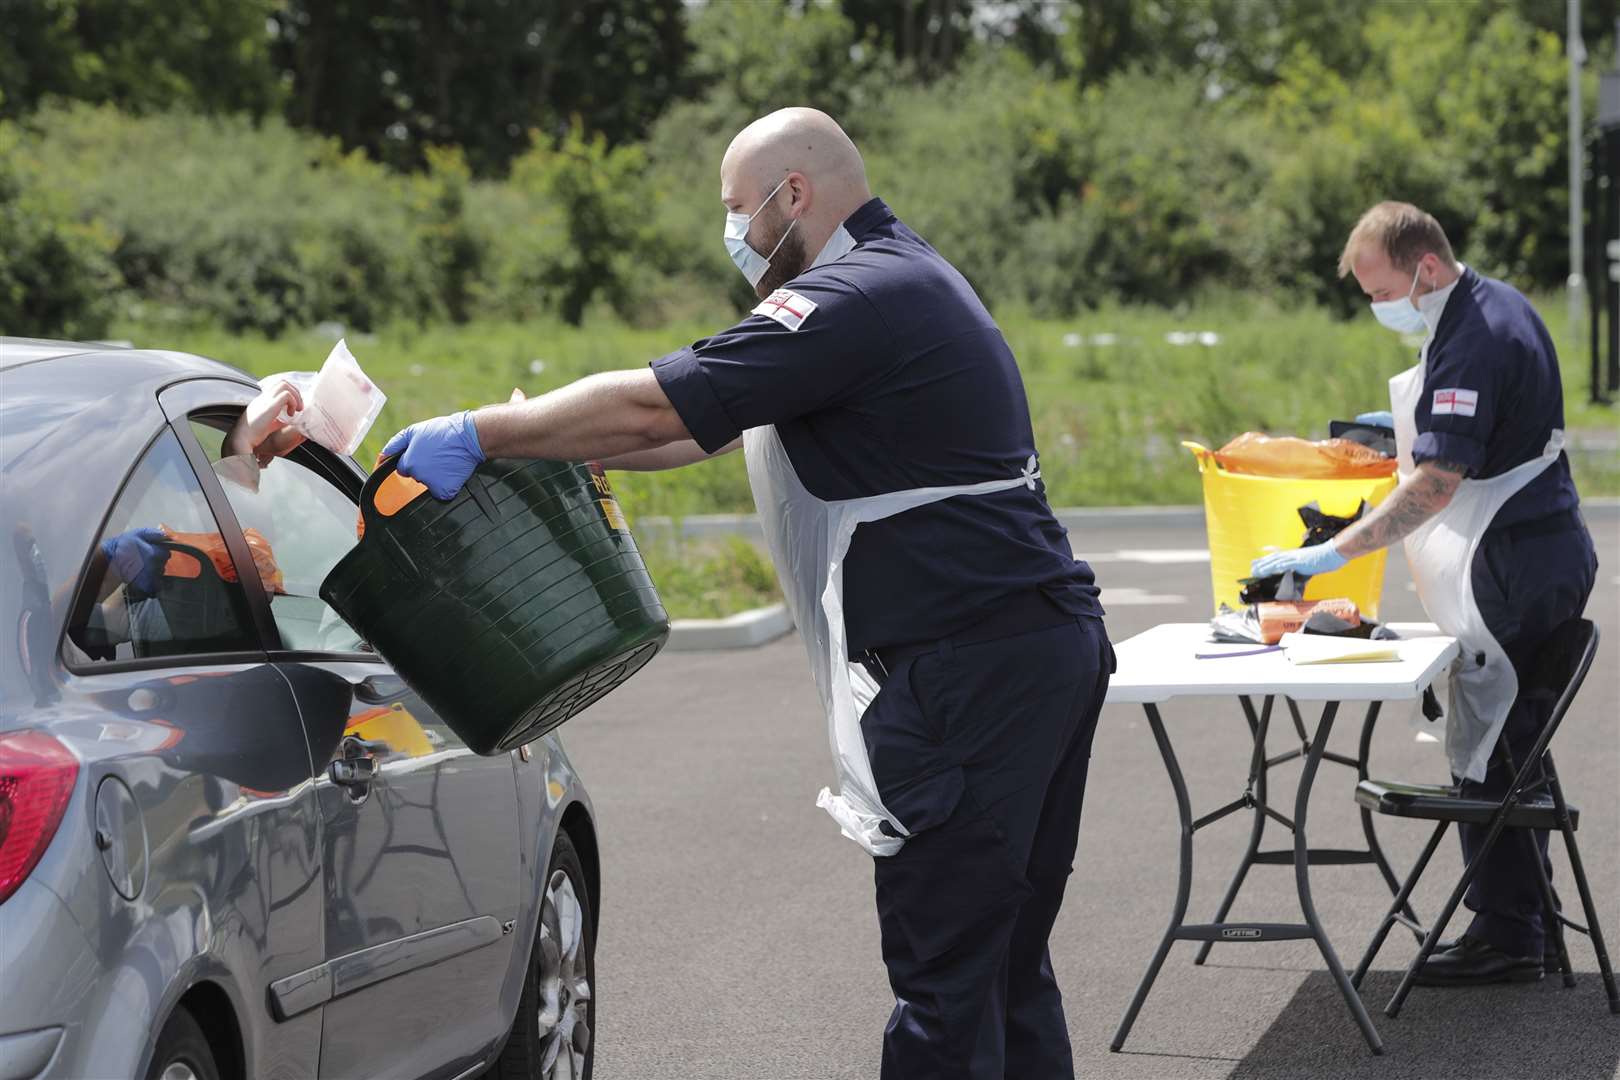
<box><xmin>875</xmin><ymin>787</ymin><xmax>1033</xmax><ymax>964</ymax></box>
<box><xmin>861</xmin><ymin>654</ymin><xmax>963</xmax><ymax>835</ymax></box>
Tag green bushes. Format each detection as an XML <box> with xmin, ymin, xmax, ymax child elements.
<box><xmin>998</xmin><ymin>67</ymin><xmax>1266</xmax><ymax>314</ymax></box>
<box><xmin>12</xmin><ymin>105</ymin><xmax>432</xmax><ymax>334</ymax></box>
<box><xmin>638</xmin><ymin>535</ymin><xmax>781</xmax><ymax>620</ymax></box>
<box><xmin>0</xmin><ymin>120</ymin><xmax>119</xmax><ymax>337</ymax></box>
<box><xmin>0</xmin><ymin>104</ymin><xmax>722</xmax><ymax>338</ymax></box>
<box><xmin>502</xmin><ymin>128</ymin><xmax>671</xmax><ymax>326</ymax></box>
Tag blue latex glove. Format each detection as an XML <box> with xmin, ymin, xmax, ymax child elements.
<box><xmin>381</xmin><ymin>410</ymin><xmax>485</xmax><ymax>500</ymax></box>
<box><xmin>100</xmin><ymin>527</ymin><xmax>168</xmax><ymax>593</ymax></box>
<box><xmin>1251</xmin><ymin>541</ymin><xmax>1349</xmax><ymax>580</ymax></box>
<box><xmin>1354</xmin><ymin>410</ymin><xmax>1395</xmax><ymax>428</ymax></box>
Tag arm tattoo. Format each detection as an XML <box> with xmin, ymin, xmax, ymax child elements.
<box><xmin>1335</xmin><ymin>460</ymin><xmax>1465</xmax><ymax>558</ymax></box>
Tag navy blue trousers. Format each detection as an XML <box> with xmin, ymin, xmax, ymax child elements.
<box><xmin>1460</xmin><ymin>521</ymin><xmax>1598</xmax><ymax>957</ymax></box>
<box><xmin>863</xmin><ymin>615</ymin><xmax>1111</xmax><ymax>1080</ymax></box>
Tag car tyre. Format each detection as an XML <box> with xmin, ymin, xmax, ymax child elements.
<box><xmin>493</xmin><ymin>830</ymin><xmax>595</xmax><ymax>1080</ymax></box>
<box><xmin>144</xmin><ymin>1006</ymin><xmax>220</xmax><ymax>1080</ymax></box>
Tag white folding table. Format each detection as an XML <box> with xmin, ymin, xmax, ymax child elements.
<box><xmin>1105</xmin><ymin>622</ymin><xmax>1460</xmax><ymax>1056</ymax></box>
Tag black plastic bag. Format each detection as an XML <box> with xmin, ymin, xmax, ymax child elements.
<box><xmin>1238</xmin><ymin>499</ymin><xmax>1370</xmax><ymax>603</ymax></box>
<box><xmin>1329</xmin><ymin>419</ymin><xmax>1397</xmax><ymax>459</ymax></box>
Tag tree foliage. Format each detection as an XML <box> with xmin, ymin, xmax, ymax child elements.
<box><xmin>269</xmin><ymin>0</ymin><xmax>690</xmax><ymax>175</ymax></box>
<box><xmin>0</xmin><ymin>0</ymin><xmax>281</xmax><ymax>119</ymax></box>
<box><xmin>0</xmin><ymin>0</ymin><xmax>1611</xmax><ymax>337</ymax></box>
<box><xmin>0</xmin><ymin>119</ymin><xmax>119</xmax><ymax>337</ymax></box>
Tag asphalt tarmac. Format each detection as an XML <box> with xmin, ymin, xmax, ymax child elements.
<box><xmin>561</xmin><ymin>509</ymin><xmax>1620</xmax><ymax>1080</ymax></box>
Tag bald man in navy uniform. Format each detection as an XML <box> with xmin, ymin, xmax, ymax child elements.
<box><xmin>386</xmin><ymin>108</ymin><xmax>1113</xmax><ymax>1079</ymax></box>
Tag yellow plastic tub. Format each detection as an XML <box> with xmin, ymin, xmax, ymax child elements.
<box><xmin>346</xmin><ymin>702</ymin><xmax>436</xmax><ymax>758</ymax></box>
<box><xmin>1183</xmin><ymin>442</ymin><xmax>1399</xmax><ymax>620</ymax></box>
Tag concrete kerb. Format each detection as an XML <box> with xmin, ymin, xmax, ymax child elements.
<box><xmin>656</xmin><ymin>498</ymin><xmax>1620</xmax><ymax>650</ymax></box>
<box><xmin>667</xmin><ymin>602</ymin><xmax>795</xmax><ymax>651</ymax></box>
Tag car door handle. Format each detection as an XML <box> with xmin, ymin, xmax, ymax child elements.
<box><xmin>356</xmin><ymin>675</ymin><xmax>406</xmax><ymax>704</ymax></box>
<box><xmin>329</xmin><ymin>757</ymin><xmax>376</xmax><ymax>787</ymax></box>
<box><xmin>329</xmin><ymin>735</ymin><xmax>387</xmax><ymax>791</ymax></box>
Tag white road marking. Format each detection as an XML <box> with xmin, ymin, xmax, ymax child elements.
<box><xmin>1100</xmin><ymin>587</ymin><xmax>1188</xmax><ymax>606</ymax></box>
<box><xmin>1084</xmin><ymin>549</ymin><xmax>1211</xmax><ymax>565</ymax></box>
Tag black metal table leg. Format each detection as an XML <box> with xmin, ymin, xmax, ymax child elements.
<box><xmin>1194</xmin><ymin>695</ymin><xmax>1273</xmax><ymax>966</ymax></box>
<box><xmin>1115</xmin><ymin>696</ymin><xmax>1387</xmax><ymax>1054</ymax></box>
<box><xmin>1294</xmin><ymin>701</ymin><xmax>1385</xmax><ymax>1054</ymax></box>
<box><xmin>1197</xmin><ymin>696</ymin><xmax>1409</xmax><ymax>966</ymax></box>
<box><xmin>1111</xmin><ymin>702</ymin><xmax>1193</xmax><ymax>1052</ymax></box>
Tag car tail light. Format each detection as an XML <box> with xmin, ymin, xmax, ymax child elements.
<box><xmin>0</xmin><ymin>730</ymin><xmax>79</xmax><ymax>905</ymax></box>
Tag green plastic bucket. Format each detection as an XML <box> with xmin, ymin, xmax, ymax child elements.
<box><xmin>320</xmin><ymin>456</ymin><xmax>669</xmax><ymax>754</ymax></box>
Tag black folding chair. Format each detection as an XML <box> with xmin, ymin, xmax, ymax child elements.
<box><xmin>1350</xmin><ymin>618</ymin><xmax>1619</xmax><ymax>1018</ymax></box>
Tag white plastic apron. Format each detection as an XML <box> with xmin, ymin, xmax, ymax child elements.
<box><xmin>1389</xmin><ymin>362</ymin><xmax>1564</xmax><ymax>782</ymax></box>
<box><xmin>743</xmin><ymin>424</ymin><xmax>1042</xmax><ymax>855</ymax></box>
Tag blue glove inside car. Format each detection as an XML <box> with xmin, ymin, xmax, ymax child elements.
<box><xmin>101</xmin><ymin>527</ymin><xmax>169</xmax><ymax>594</ymax></box>
<box><xmin>381</xmin><ymin>411</ymin><xmax>486</xmax><ymax>501</ymax></box>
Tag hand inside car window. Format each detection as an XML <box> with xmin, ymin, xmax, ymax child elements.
<box><xmin>68</xmin><ymin>432</ymin><xmax>261</xmax><ymax>664</ymax></box>
<box><xmin>188</xmin><ymin>392</ymin><xmax>369</xmax><ymax>654</ymax></box>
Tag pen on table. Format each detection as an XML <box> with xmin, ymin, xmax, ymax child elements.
<box><xmin>1194</xmin><ymin>645</ymin><xmax>1283</xmax><ymax>660</ymax></box>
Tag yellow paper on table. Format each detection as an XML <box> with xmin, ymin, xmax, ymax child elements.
<box><xmin>1279</xmin><ymin>632</ymin><xmax>1401</xmax><ymax>665</ymax></box>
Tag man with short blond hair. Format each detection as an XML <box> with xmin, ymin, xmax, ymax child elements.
<box><xmin>1336</xmin><ymin>201</ymin><xmax>1457</xmax><ymax>279</ymax></box>
<box><xmin>1255</xmin><ymin>200</ymin><xmax>1596</xmax><ymax>986</ymax></box>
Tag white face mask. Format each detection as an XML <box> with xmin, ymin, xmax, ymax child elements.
<box><xmin>1415</xmin><ymin>271</ymin><xmax>1453</xmax><ymax>331</ymax></box>
<box><xmin>810</xmin><ymin>224</ymin><xmax>856</xmax><ymax>268</ymax></box>
<box><xmin>724</xmin><ymin>176</ymin><xmax>797</xmax><ymax>288</ymax></box>
<box><xmin>1370</xmin><ymin>264</ymin><xmax>1428</xmax><ymax>335</ymax></box>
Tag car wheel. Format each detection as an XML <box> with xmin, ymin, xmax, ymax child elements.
<box><xmin>493</xmin><ymin>830</ymin><xmax>595</xmax><ymax>1080</ymax></box>
<box><xmin>144</xmin><ymin>1006</ymin><xmax>220</xmax><ymax>1080</ymax></box>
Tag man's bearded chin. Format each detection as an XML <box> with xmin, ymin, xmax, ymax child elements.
<box><xmin>753</xmin><ymin>218</ymin><xmax>809</xmax><ymax>299</ymax></box>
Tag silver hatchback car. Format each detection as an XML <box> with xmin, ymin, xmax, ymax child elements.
<box><xmin>0</xmin><ymin>340</ymin><xmax>598</xmax><ymax>1080</ymax></box>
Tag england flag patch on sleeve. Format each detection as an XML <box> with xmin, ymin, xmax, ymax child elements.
<box><xmin>752</xmin><ymin>288</ymin><xmax>817</xmax><ymax>331</ymax></box>
<box><xmin>1431</xmin><ymin>388</ymin><xmax>1479</xmax><ymax>417</ymax></box>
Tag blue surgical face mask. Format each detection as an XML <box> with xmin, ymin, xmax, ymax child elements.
<box><xmin>724</xmin><ymin>176</ymin><xmax>797</xmax><ymax>287</ymax></box>
<box><xmin>1370</xmin><ymin>264</ymin><xmax>1428</xmax><ymax>335</ymax></box>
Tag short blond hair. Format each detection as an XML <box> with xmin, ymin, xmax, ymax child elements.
<box><xmin>1337</xmin><ymin>201</ymin><xmax>1456</xmax><ymax>278</ymax></box>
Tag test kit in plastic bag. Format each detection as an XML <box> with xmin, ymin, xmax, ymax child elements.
<box><xmin>262</xmin><ymin>339</ymin><xmax>386</xmax><ymax>457</ymax></box>
<box><xmin>1210</xmin><ymin>431</ymin><xmax>1396</xmax><ymax>480</ymax></box>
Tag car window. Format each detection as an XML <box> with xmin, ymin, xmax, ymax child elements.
<box><xmin>65</xmin><ymin>430</ymin><xmax>258</xmax><ymax>665</ymax></box>
<box><xmin>188</xmin><ymin>418</ymin><xmax>368</xmax><ymax>654</ymax></box>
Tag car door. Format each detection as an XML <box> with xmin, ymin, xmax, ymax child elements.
<box><xmin>57</xmin><ymin>419</ymin><xmax>325</xmax><ymax>1078</ymax></box>
<box><xmin>165</xmin><ymin>383</ymin><xmax>524</xmax><ymax>1080</ymax></box>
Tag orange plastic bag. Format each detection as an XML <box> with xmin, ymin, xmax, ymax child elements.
<box><xmin>161</xmin><ymin>526</ymin><xmax>286</xmax><ymax>594</ymax></box>
<box><xmin>1254</xmin><ymin>598</ymin><xmax>1360</xmax><ymax>643</ymax></box>
<box><xmin>1213</xmin><ymin>432</ymin><xmax>1396</xmax><ymax>480</ymax></box>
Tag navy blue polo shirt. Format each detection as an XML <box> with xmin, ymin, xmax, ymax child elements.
<box><xmin>651</xmin><ymin>197</ymin><xmax>1103</xmax><ymax>655</ymax></box>
<box><xmin>1415</xmin><ymin>267</ymin><xmax>1580</xmax><ymax>532</ymax></box>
